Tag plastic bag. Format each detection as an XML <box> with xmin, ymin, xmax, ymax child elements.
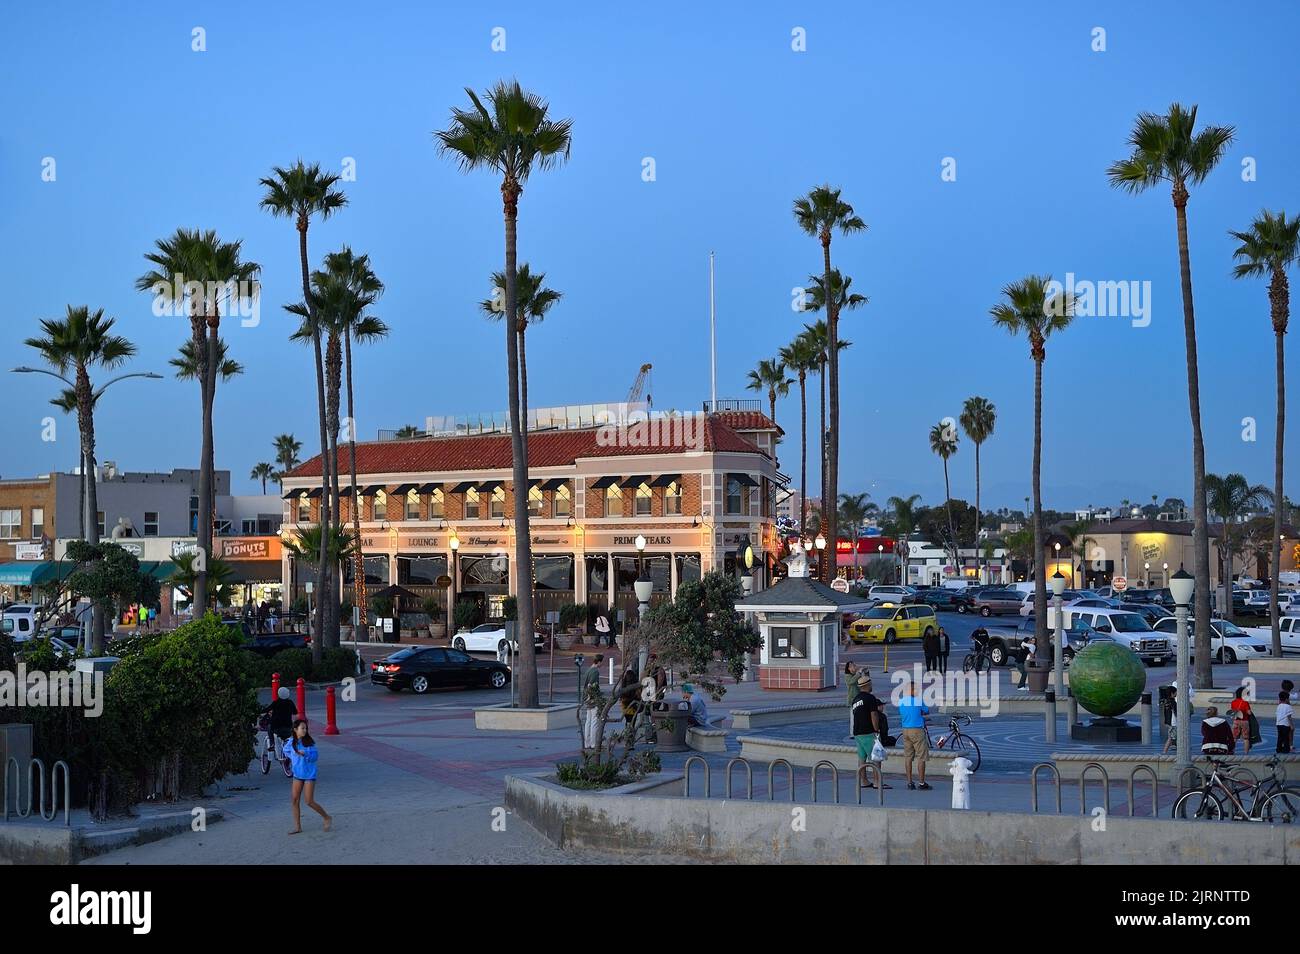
<box><xmin>870</xmin><ymin>737</ymin><xmax>887</xmax><ymax>763</ymax></box>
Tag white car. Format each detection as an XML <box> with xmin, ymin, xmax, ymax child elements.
<box><xmin>0</xmin><ymin>603</ymin><xmax>41</xmax><ymax>639</ymax></box>
<box><xmin>1244</xmin><ymin>615</ymin><xmax>1300</xmax><ymax>655</ymax></box>
<box><xmin>450</xmin><ymin>623</ymin><xmax>547</xmax><ymax>654</ymax></box>
<box><xmin>868</xmin><ymin>585</ymin><xmax>916</xmax><ymax>603</ymax></box>
<box><xmin>1151</xmin><ymin>617</ymin><xmax>1271</xmax><ymax>664</ymax></box>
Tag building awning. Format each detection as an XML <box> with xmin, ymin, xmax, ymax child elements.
<box><xmin>358</xmin><ymin>485</ymin><xmax>384</xmax><ymax>497</ymax></box>
<box><xmin>305</xmin><ymin>487</ymin><xmax>323</xmax><ymax>499</ymax></box>
<box><xmin>620</xmin><ymin>475</ymin><xmax>650</xmax><ymax>489</ymax></box>
<box><xmin>282</xmin><ymin>489</ymin><xmax>302</xmax><ymax>500</ymax></box>
<box><xmin>477</xmin><ymin>480</ymin><xmax>503</xmax><ymax>493</ymax></box>
<box><xmin>417</xmin><ymin>482</ymin><xmax>441</xmax><ymax>495</ymax></box>
<box><xmin>650</xmin><ymin>473</ymin><xmax>681</xmax><ymax>488</ymax></box>
<box><xmin>728</xmin><ymin>472</ymin><xmax>759</xmax><ymax>487</ymax></box>
<box><xmin>449</xmin><ymin>481</ymin><xmax>476</xmax><ymax>494</ymax></box>
<box><xmin>140</xmin><ymin>561</ymin><xmax>182</xmax><ymax>582</ymax></box>
<box><xmin>591</xmin><ymin>475</ymin><xmax>622</xmax><ymax>489</ymax></box>
<box><xmin>540</xmin><ymin>478</ymin><xmax>568</xmax><ymax>491</ymax></box>
<box><xmin>223</xmin><ymin>560</ymin><xmax>283</xmax><ymax>584</ymax></box>
<box><xmin>0</xmin><ymin>561</ymin><xmax>74</xmax><ymax>587</ymax></box>
<box><xmin>392</xmin><ymin>483</ymin><xmax>418</xmax><ymax>496</ymax></box>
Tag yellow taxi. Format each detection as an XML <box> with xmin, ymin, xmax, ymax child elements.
<box><xmin>846</xmin><ymin>603</ymin><xmax>938</xmax><ymax>644</ymax></box>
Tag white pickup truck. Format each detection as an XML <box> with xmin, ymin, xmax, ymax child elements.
<box><xmin>1243</xmin><ymin>614</ymin><xmax>1300</xmax><ymax>655</ymax></box>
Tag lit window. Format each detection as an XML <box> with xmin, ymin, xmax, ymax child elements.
<box><xmin>406</xmin><ymin>489</ymin><xmax>420</xmax><ymax>520</ymax></box>
<box><xmin>528</xmin><ymin>486</ymin><xmax>544</xmax><ymax>516</ymax></box>
<box><xmin>429</xmin><ymin>488</ymin><xmax>444</xmax><ymax>518</ymax></box>
<box><xmin>635</xmin><ymin>482</ymin><xmax>652</xmax><ymax>516</ymax></box>
<box><xmin>665</xmin><ymin>481</ymin><xmax>682</xmax><ymax>516</ymax></box>
<box><xmin>374</xmin><ymin>490</ymin><xmax>387</xmax><ymax>520</ymax></box>
<box><xmin>297</xmin><ymin>495</ymin><xmax>310</xmax><ymax>522</ymax></box>
<box><xmin>465</xmin><ymin>488</ymin><xmax>481</xmax><ymax>519</ymax></box>
<box><xmin>553</xmin><ymin>484</ymin><xmax>571</xmax><ymax>517</ymax></box>
<box><xmin>605</xmin><ymin>485</ymin><xmax>622</xmax><ymax>517</ymax></box>
<box><xmin>490</xmin><ymin>487</ymin><xmax>506</xmax><ymax>519</ymax></box>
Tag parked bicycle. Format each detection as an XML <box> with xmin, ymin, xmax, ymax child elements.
<box><xmin>256</xmin><ymin>715</ymin><xmax>293</xmax><ymax>778</ymax></box>
<box><xmin>929</xmin><ymin>712</ymin><xmax>981</xmax><ymax>772</ymax></box>
<box><xmin>1172</xmin><ymin>754</ymin><xmax>1299</xmax><ymax>822</ymax></box>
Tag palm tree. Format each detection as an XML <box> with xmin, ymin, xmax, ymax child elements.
<box><xmin>1108</xmin><ymin>103</ymin><xmax>1234</xmax><ymax>687</ymax></box>
<box><xmin>437</xmin><ymin>80</ymin><xmax>573</xmax><ymax>710</ymax></box>
<box><xmin>838</xmin><ymin>492</ymin><xmax>870</xmax><ymax>581</ymax></box>
<box><xmin>168</xmin><ymin>553</ymin><xmax>236</xmax><ymax>609</ymax></box>
<box><xmin>745</xmin><ymin>357</ymin><xmax>792</xmax><ymax>436</ymax></box>
<box><xmin>170</xmin><ymin>337</ymin><xmax>243</xmax><ymax>381</ymax></box>
<box><xmin>480</xmin><ymin>262</ymin><xmax>561</xmax><ymax>441</ymax></box>
<box><xmin>1228</xmin><ymin>209</ymin><xmax>1299</xmax><ymax>656</ymax></box>
<box><xmin>928</xmin><ymin>422</ymin><xmax>960</xmax><ymax>574</ymax></box>
<box><xmin>959</xmin><ymin>397</ymin><xmax>997</xmax><ymax>582</ymax></box>
<box><xmin>137</xmin><ymin>228</ymin><xmax>259</xmax><ymax>617</ymax></box>
<box><xmin>886</xmin><ymin>494</ymin><xmax>922</xmax><ymax>586</ymax></box>
<box><xmin>793</xmin><ymin>189</ymin><xmax>866</xmax><ymax>584</ymax></box>
<box><xmin>779</xmin><ymin>335</ymin><xmax>820</xmax><ymax>538</ymax></box>
<box><xmin>990</xmin><ymin>274</ymin><xmax>1076</xmax><ymax>650</ymax></box>
<box><xmin>250</xmin><ymin>463</ymin><xmax>275</xmax><ymax>494</ymax></box>
<box><xmin>800</xmin><ymin>320</ymin><xmax>851</xmax><ymax>579</ymax></box>
<box><xmin>259</xmin><ymin>161</ymin><xmax>349</xmax><ymax>651</ymax></box>
<box><xmin>24</xmin><ymin>306</ymin><xmax>136</xmax><ymax>653</ymax></box>
<box><xmin>1205</xmin><ymin>473</ymin><xmax>1272</xmax><ymax>621</ymax></box>
<box><xmin>273</xmin><ymin>434</ymin><xmax>303</xmax><ymax>491</ymax></box>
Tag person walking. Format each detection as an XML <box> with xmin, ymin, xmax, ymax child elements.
<box><xmin>1276</xmin><ymin>691</ymin><xmax>1294</xmax><ymax>754</ymax></box>
<box><xmin>283</xmin><ymin>719</ymin><xmax>331</xmax><ymax>834</ymax></box>
<box><xmin>594</xmin><ymin>611</ymin><xmax>613</xmax><ymax>649</ymax></box>
<box><xmin>1015</xmin><ymin>635</ymin><xmax>1035</xmax><ymax>690</ymax></box>
<box><xmin>1230</xmin><ymin>687</ymin><xmax>1255</xmax><ymax>754</ymax></box>
<box><xmin>897</xmin><ymin>680</ymin><xmax>932</xmax><ymax>790</ymax></box>
<box><xmin>937</xmin><ymin>627</ymin><xmax>951</xmax><ymax>675</ymax></box>
<box><xmin>922</xmin><ymin>628</ymin><xmax>939</xmax><ymax>674</ymax></box>
<box><xmin>850</xmin><ymin>670</ymin><xmax>889</xmax><ymax>789</ymax></box>
<box><xmin>582</xmin><ymin>654</ymin><xmax>604</xmax><ymax>749</ymax></box>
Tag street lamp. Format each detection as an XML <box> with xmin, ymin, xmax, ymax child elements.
<box><xmin>633</xmin><ymin>535</ymin><xmax>651</xmax><ymax>674</ymax></box>
<box><xmin>815</xmin><ymin>533</ymin><xmax>826</xmax><ymax>581</ymax></box>
<box><xmin>739</xmin><ymin>543</ymin><xmax>755</xmax><ymax>682</ymax></box>
<box><xmin>449</xmin><ymin>534</ymin><xmax>460</xmax><ymax>632</ymax></box>
<box><xmin>1170</xmin><ymin>565</ymin><xmax>1195</xmax><ymax>774</ymax></box>
<box><xmin>1050</xmin><ymin>570</ymin><xmax>1066</xmax><ymax>701</ymax></box>
<box><xmin>1162</xmin><ymin>562</ymin><xmax>1169</xmax><ymax>587</ymax></box>
<box><xmin>1144</xmin><ymin>561</ymin><xmax>1150</xmax><ymax>586</ymax></box>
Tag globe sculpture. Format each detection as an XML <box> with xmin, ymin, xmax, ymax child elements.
<box><xmin>1069</xmin><ymin>642</ymin><xmax>1146</xmax><ymax>717</ymax></box>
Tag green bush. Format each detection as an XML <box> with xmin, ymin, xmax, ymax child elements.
<box><xmin>239</xmin><ymin>647</ymin><xmax>360</xmax><ymax>687</ymax></box>
<box><xmin>503</xmin><ymin>596</ymin><xmax>518</xmax><ymax>621</ymax></box>
<box><xmin>555</xmin><ymin>757</ymin><xmax>624</xmax><ymax>790</ymax></box>
<box><xmin>453</xmin><ymin>600</ymin><xmax>482</xmax><ymax>632</ymax></box>
<box><xmin>421</xmin><ymin>596</ymin><xmax>443</xmax><ymax>621</ymax></box>
<box><xmin>559</xmin><ymin>603</ymin><xmax>586</xmax><ymax>629</ymax></box>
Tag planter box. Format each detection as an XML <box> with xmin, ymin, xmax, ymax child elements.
<box><xmin>428</xmin><ymin>623</ymin><xmax>447</xmax><ymax>639</ymax></box>
<box><xmin>474</xmin><ymin>703</ymin><xmax>578</xmax><ymax>732</ymax></box>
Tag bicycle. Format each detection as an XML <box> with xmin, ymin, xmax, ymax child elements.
<box><xmin>928</xmin><ymin>712</ymin><xmax>981</xmax><ymax>772</ymax></box>
<box><xmin>256</xmin><ymin>715</ymin><xmax>293</xmax><ymax>778</ymax></box>
<box><xmin>1172</xmin><ymin>755</ymin><xmax>1299</xmax><ymax>822</ymax></box>
<box><xmin>962</xmin><ymin>644</ymin><xmax>993</xmax><ymax>675</ymax></box>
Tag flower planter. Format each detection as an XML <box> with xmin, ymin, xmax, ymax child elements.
<box><xmin>428</xmin><ymin>623</ymin><xmax>447</xmax><ymax>639</ymax></box>
<box><xmin>554</xmin><ymin>632</ymin><xmax>575</xmax><ymax>651</ymax></box>
<box><xmin>652</xmin><ymin>708</ymin><xmax>691</xmax><ymax>752</ymax></box>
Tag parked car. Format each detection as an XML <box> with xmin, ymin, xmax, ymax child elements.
<box><xmin>371</xmin><ymin>646</ymin><xmax>510</xmax><ymax>693</ymax></box>
<box><xmin>1151</xmin><ymin>617</ymin><xmax>1270</xmax><ymax>664</ymax></box>
<box><xmin>972</xmin><ymin>588</ymin><xmax>1025</xmax><ymax>617</ymax></box>
<box><xmin>1068</xmin><ymin>596</ymin><xmax>1123</xmax><ymax>610</ymax></box>
<box><xmin>1123</xmin><ymin>602</ymin><xmax>1174</xmax><ymax>627</ymax></box>
<box><xmin>1242</xmin><ymin>590</ymin><xmax>1273</xmax><ymax>618</ymax></box>
<box><xmin>867</xmin><ymin>585</ymin><xmax>917</xmax><ymax>604</ymax></box>
<box><xmin>1121</xmin><ymin>587</ymin><xmax>1174</xmax><ymax>607</ymax></box>
<box><xmin>975</xmin><ymin>616</ymin><xmax>1105</xmax><ymax>667</ymax></box>
<box><xmin>846</xmin><ymin>603</ymin><xmax>939</xmax><ymax>644</ymax></box>
<box><xmin>917</xmin><ymin>589</ymin><xmax>973</xmax><ymax>613</ymax></box>
<box><xmin>1244</xmin><ymin>614</ymin><xmax>1300</xmax><ymax>654</ymax></box>
<box><xmin>450</xmin><ymin>622</ymin><xmax>546</xmax><ymax>654</ymax></box>
<box><xmin>14</xmin><ymin>634</ymin><xmax>78</xmax><ymax>666</ymax></box>
<box><xmin>1057</xmin><ymin>607</ymin><xmax>1171</xmax><ymax>664</ymax></box>
<box><xmin>0</xmin><ymin>603</ymin><xmax>41</xmax><ymax>640</ymax></box>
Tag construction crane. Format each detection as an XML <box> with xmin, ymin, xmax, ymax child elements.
<box><xmin>626</xmin><ymin>363</ymin><xmax>652</xmax><ymax>408</ymax></box>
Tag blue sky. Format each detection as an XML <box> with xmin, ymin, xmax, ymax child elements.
<box><xmin>2</xmin><ymin>1</ymin><xmax>1296</xmax><ymax>513</ymax></box>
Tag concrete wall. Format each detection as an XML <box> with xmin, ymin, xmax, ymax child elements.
<box><xmin>506</xmin><ymin>773</ymin><xmax>1300</xmax><ymax>864</ymax></box>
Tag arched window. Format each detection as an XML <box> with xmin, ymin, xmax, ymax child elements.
<box><xmin>605</xmin><ymin>485</ymin><xmax>622</xmax><ymax>517</ymax></box>
<box><xmin>552</xmin><ymin>483</ymin><xmax>571</xmax><ymax>517</ymax></box>
<box><xmin>635</xmin><ymin>482</ymin><xmax>652</xmax><ymax>516</ymax></box>
<box><xmin>405</xmin><ymin>488</ymin><xmax>420</xmax><ymax>520</ymax></box>
<box><xmin>528</xmin><ymin>485</ymin><xmax>544</xmax><ymax>516</ymax></box>
<box><xmin>374</xmin><ymin>489</ymin><xmax>388</xmax><ymax>520</ymax></box>
<box><xmin>464</xmin><ymin>488</ymin><xmax>481</xmax><ymax>519</ymax></box>
<box><xmin>429</xmin><ymin>487</ymin><xmax>444</xmax><ymax>518</ymax></box>
<box><xmin>665</xmin><ymin>480</ymin><xmax>682</xmax><ymax>515</ymax></box>
<box><xmin>490</xmin><ymin>486</ymin><xmax>506</xmax><ymax>519</ymax></box>
<box><xmin>297</xmin><ymin>493</ymin><xmax>310</xmax><ymax>523</ymax></box>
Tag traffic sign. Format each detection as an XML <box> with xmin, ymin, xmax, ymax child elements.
<box><xmin>1113</xmin><ymin>576</ymin><xmax>1128</xmax><ymax>592</ymax></box>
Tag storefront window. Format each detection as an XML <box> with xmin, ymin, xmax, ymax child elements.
<box><xmin>405</xmin><ymin>489</ymin><xmax>420</xmax><ymax>520</ymax></box>
<box><xmin>676</xmin><ymin>553</ymin><xmax>701</xmax><ymax>585</ymax></box>
<box><xmin>553</xmin><ymin>484</ymin><xmax>571</xmax><ymax>517</ymax></box>
<box><xmin>635</xmin><ymin>483</ymin><xmax>652</xmax><ymax>516</ymax></box>
<box><xmin>490</xmin><ymin>487</ymin><xmax>506</xmax><ymax>519</ymax></box>
<box><xmin>344</xmin><ymin>555</ymin><xmax>390</xmax><ymax>586</ymax></box>
<box><xmin>646</xmin><ymin>554</ymin><xmax>671</xmax><ymax>593</ymax></box>
<box><xmin>397</xmin><ymin>554</ymin><xmax>447</xmax><ymax>585</ymax></box>
<box><xmin>528</xmin><ymin>486</ymin><xmax>544</xmax><ymax>516</ymax></box>
<box><xmin>429</xmin><ymin>488</ymin><xmax>444</xmax><ymax>518</ymax></box>
<box><xmin>770</xmin><ymin>625</ymin><xmax>808</xmax><ymax>659</ymax></box>
<box><xmin>534</xmin><ymin>554</ymin><xmax>575</xmax><ymax>590</ymax></box>
<box><xmin>665</xmin><ymin>481</ymin><xmax>682</xmax><ymax>515</ymax></box>
<box><xmin>614</xmin><ymin>555</ymin><xmax>641</xmax><ymax>592</ymax></box>
<box><xmin>374</xmin><ymin>490</ymin><xmax>387</xmax><ymax>520</ymax></box>
<box><xmin>459</xmin><ymin>554</ymin><xmax>508</xmax><ymax>586</ymax></box>
<box><xmin>465</xmin><ymin>488</ymin><xmax>481</xmax><ymax>519</ymax></box>
<box><xmin>585</xmin><ymin>553</ymin><xmax>610</xmax><ymax>603</ymax></box>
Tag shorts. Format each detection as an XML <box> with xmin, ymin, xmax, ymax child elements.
<box><xmin>902</xmin><ymin>727</ymin><xmax>929</xmax><ymax>763</ymax></box>
<box><xmin>854</xmin><ymin>733</ymin><xmax>877</xmax><ymax>763</ymax></box>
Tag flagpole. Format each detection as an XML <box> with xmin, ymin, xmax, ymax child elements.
<box><xmin>709</xmin><ymin>251</ymin><xmax>717</xmax><ymax>410</ymax></box>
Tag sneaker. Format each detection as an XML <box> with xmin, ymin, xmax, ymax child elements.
<box><xmin>1017</xmin><ymin>686</ymin><xmax>1029</xmax><ymax>691</ymax></box>
<box><xmin>907</xmin><ymin>781</ymin><xmax>916</xmax><ymax>790</ymax></box>
<box><xmin>918</xmin><ymin>782</ymin><xmax>932</xmax><ymax>791</ymax></box>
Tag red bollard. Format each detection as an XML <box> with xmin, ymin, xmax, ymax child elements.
<box><xmin>296</xmin><ymin>677</ymin><xmax>307</xmax><ymax>722</ymax></box>
<box><xmin>271</xmin><ymin>672</ymin><xmax>281</xmax><ymax>699</ymax></box>
<box><xmin>325</xmin><ymin>686</ymin><xmax>340</xmax><ymax>735</ymax></box>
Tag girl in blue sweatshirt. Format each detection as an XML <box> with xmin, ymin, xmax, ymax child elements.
<box><xmin>283</xmin><ymin>719</ymin><xmax>332</xmax><ymax>834</ymax></box>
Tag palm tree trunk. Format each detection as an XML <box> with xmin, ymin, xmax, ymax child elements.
<box><xmin>823</xmin><ymin>241</ymin><xmax>839</xmax><ymax>583</ymax></box>
<box><xmin>798</xmin><ymin>373</ymin><xmax>808</xmax><ymax>538</ymax></box>
<box><xmin>300</xmin><ymin>224</ymin><xmax>328</xmax><ymax>670</ymax></box>
<box><xmin>973</xmin><ymin>441</ymin><xmax>982</xmax><ymax>583</ymax></box>
<box><xmin>326</xmin><ymin>332</ymin><xmax>343</xmax><ymax>650</ymax></box>
<box><xmin>818</xmin><ymin>361</ymin><xmax>827</xmax><ymax>581</ymax></box>
<box><xmin>77</xmin><ymin>375</ymin><xmax>104</xmax><ymax>654</ymax></box>
<box><xmin>503</xmin><ymin>185</ymin><xmax>538</xmax><ymax>709</ymax></box>
<box><xmin>345</xmin><ymin>331</ymin><xmax>367</xmax><ymax>627</ymax></box>
<box><xmin>942</xmin><ymin>459</ymin><xmax>958</xmax><ymax>575</ymax></box>
<box><xmin>1032</xmin><ymin>358</ymin><xmax>1047</xmax><ymax>646</ymax></box>
<box><xmin>1272</xmin><ymin>323</ymin><xmax>1286</xmax><ymax>656</ymax></box>
<box><xmin>1173</xmin><ymin>195</ymin><xmax>1213</xmax><ymax>687</ymax></box>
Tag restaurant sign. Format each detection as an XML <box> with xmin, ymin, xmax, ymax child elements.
<box><xmin>15</xmin><ymin>542</ymin><xmax>47</xmax><ymax>560</ymax></box>
<box><xmin>171</xmin><ymin>540</ymin><xmax>201</xmax><ymax>558</ymax></box>
<box><xmin>219</xmin><ymin>537</ymin><xmax>281</xmax><ymax>561</ymax></box>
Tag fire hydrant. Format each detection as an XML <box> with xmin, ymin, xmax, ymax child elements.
<box><xmin>949</xmin><ymin>756</ymin><xmax>973</xmax><ymax>810</ymax></box>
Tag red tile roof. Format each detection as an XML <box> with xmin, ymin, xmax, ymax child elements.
<box><xmin>287</xmin><ymin>416</ymin><xmax>766</xmax><ymax>479</ymax></box>
<box><xmin>714</xmin><ymin>410</ymin><xmax>782</xmax><ymax>435</ymax></box>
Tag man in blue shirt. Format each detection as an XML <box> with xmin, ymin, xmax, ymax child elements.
<box><xmin>896</xmin><ymin>683</ymin><xmax>932</xmax><ymax>791</ymax></box>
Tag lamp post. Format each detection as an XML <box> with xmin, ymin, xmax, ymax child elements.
<box><xmin>1144</xmin><ymin>561</ymin><xmax>1150</xmax><ymax>587</ymax></box>
<box><xmin>740</xmin><ymin>543</ymin><xmax>755</xmax><ymax>681</ymax></box>
<box><xmin>815</xmin><ymin>534</ymin><xmax>826</xmax><ymax>583</ymax></box>
<box><xmin>877</xmin><ymin>543</ymin><xmax>883</xmax><ymax>586</ymax></box>
<box><xmin>449</xmin><ymin>534</ymin><xmax>460</xmax><ymax>637</ymax></box>
<box><xmin>1050</xmin><ymin>571</ymin><xmax>1066</xmax><ymax>700</ymax></box>
<box><xmin>1170</xmin><ymin>566</ymin><xmax>1195</xmax><ymax>774</ymax></box>
<box><xmin>1162</xmin><ymin>562</ymin><xmax>1169</xmax><ymax>587</ymax></box>
<box><xmin>633</xmin><ymin>534</ymin><xmax>651</xmax><ymax>675</ymax></box>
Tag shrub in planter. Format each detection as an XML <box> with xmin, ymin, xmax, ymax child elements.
<box><xmin>503</xmin><ymin>596</ymin><xmax>518</xmax><ymax>621</ymax></box>
<box><xmin>453</xmin><ymin>600</ymin><xmax>482</xmax><ymax>633</ymax></box>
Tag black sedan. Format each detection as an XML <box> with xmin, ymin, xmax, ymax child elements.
<box><xmin>371</xmin><ymin>646</ymin><xmax>511</xmax><ymax>694</ymax></box>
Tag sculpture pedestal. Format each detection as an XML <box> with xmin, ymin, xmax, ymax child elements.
<box><xmin>1071</xmin><ymin>716</ymin><xmax>1142</xmax><ymax>743</ymax></box>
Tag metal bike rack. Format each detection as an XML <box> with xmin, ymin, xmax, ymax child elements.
<box><xmin>1079</xmin><ymin>762</ymin><xmax>1111</xmax><ymax>815</ymax></box>
<box><xmin>857</xmin><ymin>762</ymin><xmax>885</xmax><ymax>806</ymax></box>
<box><xmin>683</xmin><ymin>756</ymin><xmax>710</xmax><ymax>798</ymax></box>
<box><xmin>3</xmin><ymin>756</ymin><xmax>70</xmax><ymax>826</ymax></box>
<box><xmin>1127</xmin><ymin>764</ymin><xmax>1159</xmax><ymax>817</ymax></box>
<box><xmin>811</xmin><ymin>761</ymin><xmax>840</xmax><ymax>804</ymax></box>
<box><xmin>725</xmin><ymin>757</ymin><xmax>753</xmax><ymax>799</ymax></box>
<box><xmin>1177</xmin><ymin>765</ymin><xmax>1205</xmax><ymax>795</ymax></box>
<box><xmin>1030</xmin><ymin>762</ymin><xmax>1062</xmax><ymax>814</ymax></box>
<box><xmin>767</xmin><ymin>758</ymin><xmax>795</xmax><ymax>802</ymax></box>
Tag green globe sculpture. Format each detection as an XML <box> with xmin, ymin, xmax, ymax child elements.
<box><xmin>1068</xmin><ymin>642</ymin><xmax>1146</xmax><ymax>718</ymax></box>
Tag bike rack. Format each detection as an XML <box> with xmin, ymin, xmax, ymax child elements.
<box><xmin>767</xmin><ymin>758</ymin><xmax>795</xmax><ymax>802</ymax></box>
<box><xmin>725</xmin><ymin>757</ymin><xmax>753</xmax><ymax>799</ymax></box>
<box><xmin>811</xmin><ymin>761</ymin><xmax>840</xmax><ymax>804</ymax></box>
<box><xmin>1079</xmin><ymin>762</ymin><xmax>1111</xmax><ymax>815</ymax></box>
<box><xmin>3</xmin><ymin>756</ymin><xmax>70</xmax><ymax>826</ymax></box>
<box><xmin>1177</xmin><ymin>765</ymin><xmax>1206</xmax><ymax>795</ymax></box>
<box><xmin>857</xmin><ymin>762</ymin><xmax>885</xmax><ymax>806</ymax></box>
<box><xmin>683</xmin><ymin>756</ymin><xmax>710</xmax><ymax>798</ymax></box>
<box><xmin>1127</xmin><ymin>764</ymin><xmax>1159</xmax><ymax>817</ymax></box>
<box><xmin>1030</xmin><ymin>762</ymin><xmax>1062</xmax><ymax>814</ymax></box>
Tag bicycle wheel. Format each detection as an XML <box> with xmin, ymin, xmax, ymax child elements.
<box><xmin>947</xmin><ymin>731</ymin><xmax>981</xmax><ymax>772</ymax></box>
<box><xmin>1261</xmin><ymin>789</ymin><xmax>1300</xmax><ymax>824</ymax></box>
<box><xmin>962</xmin><ymin>653</ymin><xmax>976</xmax><ymax>674</ymax></box>
<box><xmin>260</xmin><ymin>747</ymin><xmax>271</xmax><ymax>774</ymax></box>
<box><xmin>1172</xmin><ymin>789</ymin><xmax>1224</xmax><ymax>820</ymax></box>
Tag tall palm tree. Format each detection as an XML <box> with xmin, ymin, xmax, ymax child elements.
<box><xmin>745</xmin><ymin>357</ymin><xmax>792</xmax><ymax>435</ymax></box>
<box><xmin>800</xmin><ymin>320</ymin><xmax>851</xmax><ymax>579</ymax></box>
<box><xmin>990</xmin><ymin>275</ymin><xmax>1076</xmax><ymax>650</ymax></box>
<box><xmin>887</xmin><ymin>494</ymin><xmax>922</xmax><ymax>586</ymax></box>
<box><xmin>1108</xmin><ymin>103</ymin><xmax>1234</xmax><ymax>687</ymax></box>
<box><xmin>273</xmin><ymin>434</ymin><xmax>302</xmax><ymax>491</ymax></box>
<box><xmin>137</xmin><ymin>229</ymin><xmax>259</xmax><ymax>618</ymax></box>
<box><xmin>480</xmin><ymin>262</ymin><xmax>561</xmax><ymax>440</ymax></box>
<box><xmin>1229</xmin><ymin>209</ymin><xmax>1299</xmax><ymax>656</ymax></box>
<box><xmin>779</xmin><ymin>335</ymin><xmax>820</xmax><ymax>538</ymax></box>
<box><xmin>838</xmin><ymin>492</ymin><xmax>870</xmax><ymax>581</ymax></box>
<box><xmin>1205</xmin><ymin>473</ymin><xmax>1272</xmax><ymax>621</ymax></box>
<box><xmin>793</xmin><ymin>187</ymin><xmax>866</xmax><ymax>583</ymax></box>
<box><xmin>959</xmin><ymin>397</ymin><xmax>997</xmax><ymax>582</ymax></box>
<box><xmin>437</xmin><ymin>80</ymin><xmax>573</xmax><ymax>710</ymax></box>
<box><xmin>259</xmin><ymin>161</ymin><xmax>349</xmax><ymax>653</ymax></box>
<box><xmin>928</xmin><ymin>422</ymin><xmax>960</xmax><ymax>573</ymax></box>
<box><xmin>170</xmin><ymin>337</ymin><xmax>243</xmax><ymax>381</ymax></box>
<box><xmin>24</xmin><ymin>306</ymin><xmax>136</xmax><ymax>653</ymax></box>
<box><xmin>250</xmin><ymin>463</ymin><xmax>275</xmax><ymax>494</ymax></box>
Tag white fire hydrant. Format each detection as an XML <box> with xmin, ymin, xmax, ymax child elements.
<box><xmin>949</xmin><ymin>756</ymin><xmax>972</xmax><ymax>810</ymax></box>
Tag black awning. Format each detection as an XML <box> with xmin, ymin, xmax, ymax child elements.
<box><xmin>392</xmin><ymin>483</ymin><xmax>418</xmax><ymax>496</ymax></box>
<box><xmin>358</xmin><ymin>485</ymin><xmax>383</xmax><ymax>497</ymax></box>
<box><xmin>417</xmin><ymin>482</ymin><xmax>441</xmax><ymax>495</ymax></box>
<box><xmin>540</xmin><ymin>478</ymin><xmax>567</xmax><ymax>491</ymax></box>
<box><xmin>650</xmin><ymin>473</ymin><xmax>681</xmax><ymax>488</ymax></box>
<box><xmin>728</xmin><ymin>472</ymin><xmax>759</xmax><ymax>487</ymax></box>
<box><xmin>478</xmin><ymin>479</ymin><xmax>503</xmax><ymax>493</ymax></box>
<box><xmin>282</xmin><ymin>489</ymin><xmax>299</xmax><ymax>500</ymax></box>
<box><xmin>449</xmin><ymin>481</ymin><xmax>476</xmax><ymax>494</ymax></box>
<box><xmin>592</xmin><ymin>475</ymin><xmax>622</xmax><ymax>489</ymax></box>
<box><xmin>620</xmin><ymin>475</ymin><xmax>650</xmax><ymax>489</ymax></box>
<box><xmin>305</xmin><ymin>487</ymin><xmax>324</xmax><ymax>499</ymax></box>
